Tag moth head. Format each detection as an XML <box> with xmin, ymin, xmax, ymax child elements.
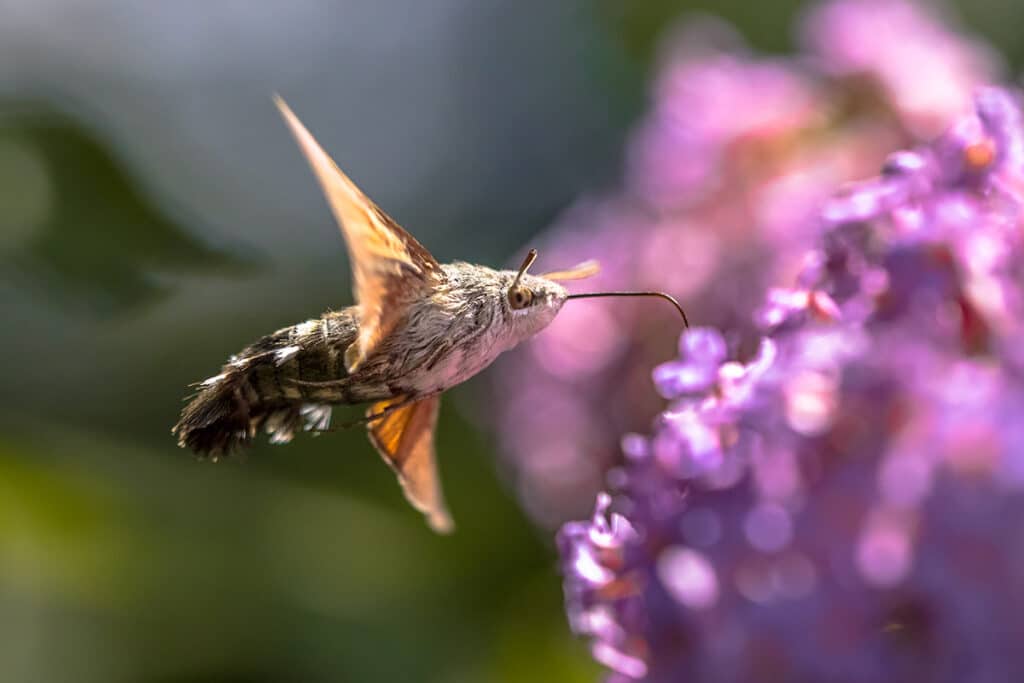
<box><xmin>502</xmin><ymin>249</ymin><xmax>607</xmax><ymax>341</ymax></box>
<box><xmin>500</xmin><ymin>248</ymin><xmax>689</xmax><ymax>344</ymax></box>
<box><xmin>502</xmin><ymin>249</ymin><xmax>568</xmax><ymax>338</ymax></box>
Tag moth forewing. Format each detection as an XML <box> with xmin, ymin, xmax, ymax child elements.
<box><xmin>274</xmin><ymin>95</ymin><xmax>444</xmax><ymax>374</ymax></box>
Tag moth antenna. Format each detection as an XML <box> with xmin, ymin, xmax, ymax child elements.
<box><xmin>566</xmin><ymin>291</ymin><xmax>691</xmax><ymax>328</ymax></box>
<box><xmin>511</xmin><ymin>248</ymin><xmax>538</xmax><ymax>290</ymax></box>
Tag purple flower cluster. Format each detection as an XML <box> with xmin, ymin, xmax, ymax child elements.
<box><xmin>487</xmin><ymin>0</ymin><xmax>1001</xmax><ymax>528</ymax></box>
<box><xmin>558</xmin><ymin>88</ymin><xmax>1024</xmax><ymax>682</ymax></box>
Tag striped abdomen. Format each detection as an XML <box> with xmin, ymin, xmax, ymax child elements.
<box><xmin>174</xmin><ymin>307</ymin><xmax>388</xmax><ymax>457</ymax></box>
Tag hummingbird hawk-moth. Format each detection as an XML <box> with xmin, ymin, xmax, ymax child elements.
<box><xmin>174</xmin><ymin>96</ymin><xmax>689</xmax><ymax>533</ymax></box>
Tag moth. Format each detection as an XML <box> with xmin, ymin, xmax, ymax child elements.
<box><xmin>174</xmin><ymin>96</ymin><xmax>689</xmax><ymax>533</ymax></box>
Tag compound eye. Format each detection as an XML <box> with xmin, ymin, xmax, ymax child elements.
<box><xmin>508</xmin><ymin>287</ymin><xmax>533</xmax><ymax>310</ymax></box>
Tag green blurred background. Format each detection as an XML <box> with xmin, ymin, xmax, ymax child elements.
<box><xmin>1</xmin><ymin>1</ymin><xmax>1021</xmax><ymax>681</ymax></box>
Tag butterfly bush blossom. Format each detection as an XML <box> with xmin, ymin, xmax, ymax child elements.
<box><xmin>488</xmin><ymin>0</ymin><xmax>1002</xmax><ymax>527</ymax></box>
<box><xmin>558</xmin><ymin>88</ymin><xmax>1024</xmax><ymax>682</ymax></box>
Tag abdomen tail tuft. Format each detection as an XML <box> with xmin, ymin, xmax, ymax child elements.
<box><xmin>174</xmin><ymin>371</ymin><xmax>261</xmax><ymax>457</ymax></box>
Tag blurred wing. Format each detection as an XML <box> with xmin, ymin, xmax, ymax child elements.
<box><xmin>275</xmin><ymin>96</ymin><xmax>445</xmax><ymax>372</ymax></box>
<box><xmin>366</xmin><ymin>395</ymin><xmax>453</xmax><ymax>534</ymax></box>
<box><xmin>540</xmin><ymin>259</ymin><xmax>600</xmax><ymax>281</ymax></box>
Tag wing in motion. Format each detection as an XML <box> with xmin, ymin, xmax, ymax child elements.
<box><xmin>274</xmin><ymin>96</ymin><xmax>445</xmax><ymax>372</ymax></box>
<box><xmin>540</xmin><ymin>259</ymin><xmax>600</xmax><ymax>281</ymax></box>
<box><xmin>366</xmin><ymin>395</ymin><xmax>453</xmax><ymax>533</ymax></box>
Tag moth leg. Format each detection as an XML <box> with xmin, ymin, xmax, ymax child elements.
<box><xmin>360</xmin><ymin>391</ymin><xmax>442</xmax><ymax>425</ymax></box>
<box><xmin>290</xmin><ymin>378</ymin><xmax>350</xmax><ymax>387</ymax></box>
<box><xmin>348</xmin><ymin>396</ymin><xmax>417</xmax><ymax>427</ymax></box>
<box><xmin>309</xmin><ymin>395</ymin><xmax>420</xmax><ymax>434</ymax></box>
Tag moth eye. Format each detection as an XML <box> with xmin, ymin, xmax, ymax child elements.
<box><xmin>508</xmin><ymin>287</ymin><xmax>533</xmax><ymax>310</ymax></box>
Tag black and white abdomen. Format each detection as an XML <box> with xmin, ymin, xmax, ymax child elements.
<box><xmin>173</xmin><ymin>308</ymin><xmax>369</xmax><ymax>457</ymax></box>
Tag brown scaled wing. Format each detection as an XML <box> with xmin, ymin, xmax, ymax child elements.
<box><xmin>367</xmin><ymin>395</ymin><xmax>453</xmax><ymax>534</ymax></box>
<box><xmin>274</xmin><ymin>96</ymin><xmax>445</xmax><ymax>373</ymax></box>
